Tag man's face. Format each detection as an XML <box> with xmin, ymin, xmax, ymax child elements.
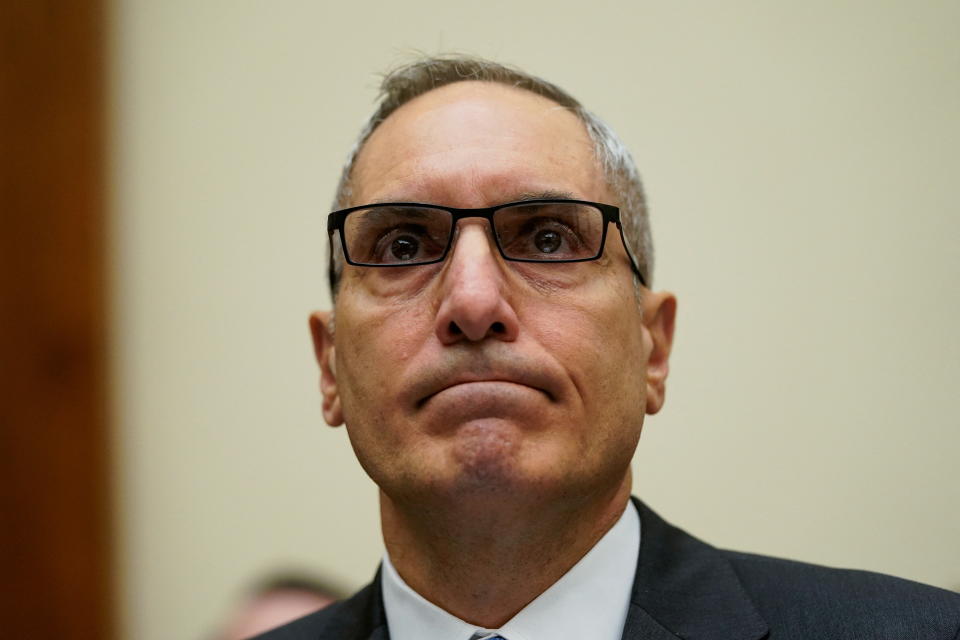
<box><xmin>311</xmin><ymin>82</ymin><xmax>674</xmax><ymax>512</ymax></box>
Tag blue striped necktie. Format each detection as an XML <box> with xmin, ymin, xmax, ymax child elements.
<box><xmin>469</xmin><ymin>633</ymin><xmax>507</xmax><ymax>640</ymax></box>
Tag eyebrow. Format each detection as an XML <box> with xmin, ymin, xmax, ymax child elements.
<box><xmin>368</xmin><ymin>190</ymin><xmax>578</xmax><ymax>206</ymax></box>
<box><xmin>357</xmin><ymin>206</ymin><xmax>434</xmax><ymax>222</ymax></box>
<box><xmin>512</xmin><ymin>189</ymin><xmax>577</xmax><ymax>202</ymax></box>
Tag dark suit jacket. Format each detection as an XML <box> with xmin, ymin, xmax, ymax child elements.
<box><xmin>256</xmin><ymin>499</ymin><xmax>960</xmax><ymax>639</ymax></box>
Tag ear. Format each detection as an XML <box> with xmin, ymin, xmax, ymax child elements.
<box><xmin>642</xmin><ymin>291</ymin><xmax>677</xmax><ymax>415</ymax></box>
<box><xmin>309</xmin><ymin>310</ymin><xmax>344</xmax><ymax>427</ymax></box>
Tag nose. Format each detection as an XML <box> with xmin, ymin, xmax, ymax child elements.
<box><xmin>434</xmin><ymin>222</ymin><xmax>520</xmax><ymax>344</ymax></box>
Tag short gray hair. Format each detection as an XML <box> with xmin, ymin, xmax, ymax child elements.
<box><xmin>328</xmin><ymin>55</ymin><xmax>653</xmax><ymax>296</ymax></box>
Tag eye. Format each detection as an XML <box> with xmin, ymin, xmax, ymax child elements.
<box><xmin>374</xmin><ymin>226</ymin><xmax>430</xmax><ymax>263</ymax></box>
<box><xmin>505</xmin><ymin>217</ymin><xmax>583</xmax><ymax>259</ymax></box>
<box><xmin>494</xmin><ymin>203</ymin><xmax>602</xmax><ymax>261</ymax></box>
<box><xmin>373</xmin><ymin>223</ymin><xmax>448</xmax><ymax>264</ymax></box>
<box><xmin>534</xmin><ymin>229</ymin><xmax>563</xmax><ymax>254</ymax></box>
<box><xmin>345</xmin><ymin>206</ymin><xmax>451</xmax><ymax>265</ymax></box>
<box><xmin>390</xmin><ymin>235</ymin><xmax>420</xmax><ymax>261</ymax></box>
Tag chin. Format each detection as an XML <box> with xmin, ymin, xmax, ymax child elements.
<box><xmin>442</xmin><ymin>422</ymin><xmax>577</xmax><ymax>500</ymax></box>
<box><xmin>452</xmin><ymin>416</ymin><xmax>516</xmax><ymax>453</ymax></box>
<box><xmin>375</xmin><ymin>420</ymin><xmax>613</xmax><ymax>513</ymax></box>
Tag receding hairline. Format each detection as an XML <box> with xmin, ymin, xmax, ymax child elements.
<box><xmin>346</xmin><ymin>80</ymin><xmax>603</xmax><ymax>207</ymax></box>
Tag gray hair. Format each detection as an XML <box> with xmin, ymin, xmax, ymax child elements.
<box><xmin>328</xmin><ymin>55</ymin><xmax>653</xmax><ymax>296</ymax></box>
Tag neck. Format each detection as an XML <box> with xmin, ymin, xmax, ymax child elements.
<box><xmin>380</xmin><ymin>473</ymin><xmax>632</xmax><ymax>628</ymax></box>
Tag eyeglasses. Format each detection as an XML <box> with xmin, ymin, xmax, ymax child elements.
<box><xmin>327</xmin><ymin>199</ymin><xmax>645</xmax><ymax>286</ymax></box>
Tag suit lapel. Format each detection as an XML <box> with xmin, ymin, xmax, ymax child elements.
<box><xmin>620</xmin><ymin>603</ymin><xmax>691</xmax><ymax>640</ymax></box>
<box><xmin>311</xmin><ymin>568</ymin><xmax>390</xmax><ymax>640</ymax></box>
<box><xmin>361</xmin><ymin>569</ymin><xmax>390</xmax><ymax>640</ymax></box>
<box><xmin>622</xmin><ymin>499</ymin><xmax>769</xmax><ymax>640</ymax></box>
<box><xmin>352</xmin><ymin>502</ymin><xmax>768</xmax><ymax>640</ymax></box>
<box><xmin>365</xmin><ymin>625</ymin><xmax>390</xmax><ymax>640</ymax></box>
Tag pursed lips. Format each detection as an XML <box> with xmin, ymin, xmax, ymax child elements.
<box><xmin>412</xmin><ymin>368</ymin><xmax>561</xmax><ymax>409</ymax></box>
<box><xmin>418</xmin><ymin>378</ymin><xmax>552</xmax><ymax>408</ymax></box>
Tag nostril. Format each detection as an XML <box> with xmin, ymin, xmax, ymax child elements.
<box><xmin>491</xmin><ymin>321</ymin><xmax>505</xmax><ymax>334</ymax></box>
<box><xmin>448</xmin><ymin>321</ymin><xmax>463</xmax><ymax>336</ymax></box>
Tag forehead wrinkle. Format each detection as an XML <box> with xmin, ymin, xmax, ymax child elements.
<box><xmin>358</xmin><ymin>158</ymin><xmax>586</xmax><ymax>208</ymax></box>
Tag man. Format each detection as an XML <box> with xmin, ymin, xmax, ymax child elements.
<box><xmin>259</xmin><ymin>56</ymin><xmax>959</xmax><ymax>639</ymax></box>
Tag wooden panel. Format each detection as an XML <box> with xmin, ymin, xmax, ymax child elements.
<box><xmin>0</xmin><ymin>1</ymin><xmax>114</xmax><ymax>638</ymax></box>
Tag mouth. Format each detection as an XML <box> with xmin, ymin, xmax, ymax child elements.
<box><xmin>416</xmin><ymin>378</ymin><xmax>555</xmax><ymax>409</ymax></box>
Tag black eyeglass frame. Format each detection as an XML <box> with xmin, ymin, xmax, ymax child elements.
<box><xmin>327</xmin><ymin>198</ymin><xmax>646</xmax><ymax>287</ymax></box>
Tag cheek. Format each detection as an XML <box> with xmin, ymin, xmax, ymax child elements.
<box><xmin>348</xmin><ymin>263</ymin><xmax>443</xmax><ymax>300</ymax></box>
<box><xmin>335</xmin><ymin>299</ymin><xmax>431</xmax><ymax>415</ymax></box>
<box><xmin>539</xmin><ymin>289</ymin><xmax>643</xmax><ymax>357</ymax></box>
<box><xmin>531</xmin><ymin>290</ymin><xmax>646</xmax><ymax>410</ymax></box>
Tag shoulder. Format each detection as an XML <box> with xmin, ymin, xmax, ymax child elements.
<box><xmin>251</xmin><ymin>579</ymin><xmax>387</xmax><ymax>640</ymax></box>
<box><xmin>632</xmin><ymin>499</ymin><xmax>960</xmax><ymax>639</ymax></box>
<box><xmin>722</xmin><ymin>549</ymin><xmax>960</xmax><ymax>639</ymax></box>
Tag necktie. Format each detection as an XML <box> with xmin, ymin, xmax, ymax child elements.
<box><xmin>469</xmin><ymin>633</ymin><xmax>506</xmax><ymax>640</ymax></box>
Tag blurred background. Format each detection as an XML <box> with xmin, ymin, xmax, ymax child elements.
<box><xmin>3</xmin><ymin>1</ymin><xmax>958</xmax><ymax>638</ymax></box>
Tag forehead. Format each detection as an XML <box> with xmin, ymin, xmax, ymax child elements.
<box><xmin>350</xmin><ymin>81</ymin><xmax>606</xmax><ymax>205</ymax></box>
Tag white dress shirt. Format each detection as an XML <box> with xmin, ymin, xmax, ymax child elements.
<box><xmin>381</xmin><ymin>501</ymin><xmax>640</xmax><ymax>640</ymax></box>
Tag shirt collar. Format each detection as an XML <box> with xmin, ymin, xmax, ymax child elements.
<box><xmin>381</xmin><ymin>500</ymin><xmax>640</xmax><ymax>640</ymax></box>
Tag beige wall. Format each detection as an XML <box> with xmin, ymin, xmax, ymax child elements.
<box><xmin>110</xmin><ymin>2</ymin><xmax>960</xmax><ymax>638</ymax></box>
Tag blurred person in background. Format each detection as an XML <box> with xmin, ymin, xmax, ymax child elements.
<box><xmin>217</xmin><ymin>572</ymin><xmax>344</xmax><ymax>640</ymax></box>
